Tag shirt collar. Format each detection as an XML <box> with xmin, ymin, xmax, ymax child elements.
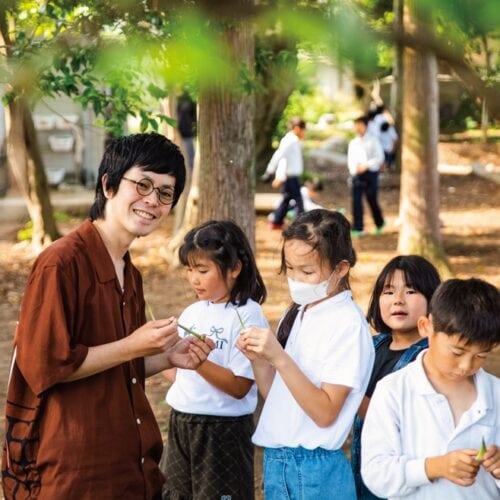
<box><xmin>76</xmin><ymin>219</ymin><xmax>132</xmax><ymax>285</ymax></box>
<box><xmin>411</xmin><ymin>350</ymin><xmax>495</xmax><ymax>412</ymax></box>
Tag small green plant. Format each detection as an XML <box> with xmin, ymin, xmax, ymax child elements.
<box><xmin>17</xmin><ymin>212</ymin><xmax>71</xmax><ymax>242</ymax></box>
<box><xmin>475</xmin><ymin>437</ymin><xmax>487</xmax><ymax>462</ymax></box>
<box><xmin>234</xmin><ymin>306</ymin><xmax>246</xmax><ymax>330</ymax></box>
<box><xmin>178</xmin><ymin>323</ymin><xmax>206</xmax><ymax>341</ymax></box>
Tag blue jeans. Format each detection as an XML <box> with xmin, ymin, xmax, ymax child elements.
<box><xmin>263</xmin><ymin>447</ymin><xmax>356</xmax><ymax>500</ymax></box>
<box><xmin>351</xmin><ymin>171</ymin><xmax>384</xmax><ymax>231</ymax></box>
<box><xmin>350</xmin><ymin>416</ymin><xmax>384</xmax><ymax>500</ymax></box>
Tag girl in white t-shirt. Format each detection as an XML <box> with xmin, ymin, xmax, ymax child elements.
<box><xmin>162</xmin><ymin>220</ymin><xmax>268</xmax><ymax>500</ymax></box>
<box><xmin>238</xmin><ymin>209</ymin><xmax>374</xmax><ymax>499</ymax></box>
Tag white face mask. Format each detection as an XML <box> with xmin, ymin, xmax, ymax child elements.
<box><xmin>287</xmin><ymin>273</ymin><xmax>335</xmax><ymax>306</ymax></box>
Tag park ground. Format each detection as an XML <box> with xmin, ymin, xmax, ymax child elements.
<box><xmin>0</xmin><ymin>142</ymin><xmax>499</xmax><ymax>497</ymax></box>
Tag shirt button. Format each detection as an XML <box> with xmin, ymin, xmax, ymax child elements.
<box><xmin>136</xmin><ymin>418</ymin><xmax>141</xmax><ymax>425</ymax></box>
<box><xmin>122</xmin><ymin>301</ymin><xmax>126</xmax><ymax>306</ymax></box>
<box><xmin>131</xmin><ymin>378</ymin><xmax>137</xmax><ymax>384</ymax></box>
<box><xmin>141</xmin><ymin>457</ymin><xmax>145</xmax><ymax>465</ymax></box>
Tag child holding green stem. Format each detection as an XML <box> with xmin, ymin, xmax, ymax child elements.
<box><xmin>362</xmin><ymin>278</ymin><xmax>500</xmax><ymax>498</ymax></box>
<box><xmin>161</xmin><ymin>220</ymin><xmax>268</xmax><ymax>500</ymax></box>
<box><xmin>238</xmin><ymin>209</ymin><xmax>374</xmax><ymax>499</ymax></box>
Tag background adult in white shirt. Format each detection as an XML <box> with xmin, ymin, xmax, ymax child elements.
<box><xmin>347</xmin><ymin>115</ymin><xmax>385</xmax><ymax>237</ymax></box>
<box><xmin>262</xmin><ymin>117</ymin><xmax>306</xmax><ymax>229</ymax></box>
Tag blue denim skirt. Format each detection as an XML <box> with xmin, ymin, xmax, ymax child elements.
<box><xmin>263</xmin><ymin>446</ymin><xmax>356</xmax><ymax>500</ymax></box>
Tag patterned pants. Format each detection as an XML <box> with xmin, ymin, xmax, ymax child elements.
<box><xmin>161</xmin><ymin>409</ymin><xmax>255</xmax><ymax>500</ymax></box>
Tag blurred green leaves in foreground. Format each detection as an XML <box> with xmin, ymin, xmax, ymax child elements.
<box><xmin>1</xmin><ymin>0</ymin><xmax>498</xmax><ymax>136</ymax></box>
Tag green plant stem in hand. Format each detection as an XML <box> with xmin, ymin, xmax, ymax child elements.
<box><xmin>475</xmin><ymin>437</ymin><xmax>487</xmax><ymax>461</ymax></box>
<box><xmin>146</xmin><ymin>302</ymin><xmax>156</xmax><ymax>321</ymax></box>
<box><xmin>177</xmin><ymin>323</ymin><xmax>206</xmax><ymax>341</ymax></box>
<box><xmin>234</xmin><ymin>307</ymin><xmax>246</xmax><ymax>330</ymax></box>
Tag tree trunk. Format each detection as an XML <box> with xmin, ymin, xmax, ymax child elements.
<box><xmin>390</xmin><ymin>0</ymin><xmax>404</xmax><ymax>172</ymax></box>
<box><xmin>165</xmin><ymin>2</ymin><xmax>256</xmax><ymax>263</ymax></box>
<box><xmin>159</xmin><ymin>95</ymin><xmax>193</xmax><ymax>234</ymax></box>
<box><xmin>6</xmin><ymin>98</ymin><xmax>60</xmax><ymax>251</ymax></box>
<box><xmin>197</xmin><ymin>13</ymin><xmax>256</xmax><ymax>243</ymax></box>
<box><xmin>254</xmin><ymin>35</ymin><xmax>297</xmax><ymax>174</ymax></box>
<box><xmin>397</xmin><ymin>0</ymin><xmax>451</xmax><ymax>277</ymax></box>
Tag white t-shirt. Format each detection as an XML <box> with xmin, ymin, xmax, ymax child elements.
<box><xmin>379</xmin><ymin>125</ymin><xmax>398</xmax><ymax>153</ymax></box>
<box><xmin>265</xmin><ymin>131</ymin><xmax>304</xmax><ymax>182</ymax></box>
<box><xmin>253</xmin><ymin>291</ymin><xmax>374</xmax><ymax>450</ymax></box>
<box><xmin>166</xmin><ymin>299</ymin><xmax>269</xmax><ymax>417</ymax></box>
<box><xmin>347</xmin><ymin>132</ymin><xmax>385</xmax><ymax>176</ymax></box>
<box><xmin>361</xmin><ymin>351</ymin><xmax>500</xmax><ymax>499</ymax></box>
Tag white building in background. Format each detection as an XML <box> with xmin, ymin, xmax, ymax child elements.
<box><xmin>0</xmin><ymin>94</ymin><xmax>106</xmax><ymax>196</ymax></box>
<box><xmin>314</xmin><ymin>56</ymin><xmax>355</xmax><ymax>104</ymax></box>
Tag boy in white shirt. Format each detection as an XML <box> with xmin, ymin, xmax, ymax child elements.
<box><xmin>361</xmin><ymin>278</ymin><xmax>500</xmax><ymax>499</ymax></box>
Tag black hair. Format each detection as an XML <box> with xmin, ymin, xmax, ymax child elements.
<box><xmin>288</xmin><ymin>116</ymin><xmax>306</xmax><ymax>130</ymax></box>
<box><xmin>354</xmin><ymin>115</ymin><xmax>369</xmax><ymax>125</ymax></box>
<box><xmin>276</xmin><ymin>209</ymin><xmax>356</xmax><ymax>347</ymax></box>
<box><xmin>430</xmin><ymin>278</ymin><xmax>500</xmax><ymax>349</ymax></box>
<box><xmin>376</xmin><ymin>104</ymin><xmax>385</xmax><ymax>114</ymax></box>
<box><xmin>367</xmin><ymin>255</ymin><xmax>441</xmax><ymax>333</ymax></box>
<box><xmin>179</xmin><ymin>220</ymin><xmax>267</xmax><ymax>305</ymax></box>
<box><xmin>89</xmin><ymin>133</ymin><xmax>186</xmax><ymax>220</ymax></box>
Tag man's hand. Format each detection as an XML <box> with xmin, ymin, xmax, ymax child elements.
<box><xmin>125</xmin><ymin>318</ymin><xmax>180</xmax><ymax>359</ymax></box>
<box><xmin>356</xmin><ymin>163</ymin><xmax>368</xmax><ymax>174</ymax></box>
<box><xmin>167</xmin><ymin>336</ymin><xmax>215</xmax><ymax>370</ymax></box>
<box><xmin>271</xmin><ymin>178</ymin><xmax>283</xmax><ymax>189</ymax></box>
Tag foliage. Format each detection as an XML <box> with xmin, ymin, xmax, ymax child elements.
<box><xmin>16</xmin><ymin>210</ymin><xmax>70</xmax><ymax>242</ymax></box>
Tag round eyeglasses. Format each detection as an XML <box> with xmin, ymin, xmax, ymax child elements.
<box><xmin>122</xmin><ymin>177</ymin><xmax>175</xmax><ymax>205</ymax></box>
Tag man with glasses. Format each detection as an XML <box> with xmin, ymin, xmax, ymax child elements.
<box><xmin>2</xmin><ymin>133</ymin><xmax>214</xmax><ymax>499</ymax></box>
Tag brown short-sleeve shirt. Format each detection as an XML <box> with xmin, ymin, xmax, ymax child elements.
<box><xmin>2</xmin><ymin>220</ymin><xmax>164</xmax><ymax>499</ymax></box>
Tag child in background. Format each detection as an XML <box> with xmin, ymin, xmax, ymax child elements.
<box><xmin>162</xmin><ymin>220</ymin><xmax>268</xmax><ymax>500</ymax></box>
<box><xmin>362</xmin><ymin>278</ymin><xmax>500</xmax><ymax>499</ymax></box>
<box><xmin>351</xmin><ymin>255</ymin><xmax>441</xmax><ymax>499</ymax></box>
<box><xmin>238</xmin><ymin>209</ymin><xmax>374</xmax><ymax>499</ymax></box>
<box><xmin>268</xmin><ymin>177</ymin><xmax>325</xmax><ymax>223</ymax></box>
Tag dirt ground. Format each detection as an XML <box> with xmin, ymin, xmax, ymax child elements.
<box><xmin>0</xmin><ymin>164</ymin><xmax>499</xmax><ymax>498</ymax></box>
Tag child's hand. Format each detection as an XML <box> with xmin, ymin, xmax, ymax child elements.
<box><xmin>482</xmin><ymin>445</ymin><xmax>500</xmax><ymax>479</ymax></box>
<box><xmin>238</xmin><ymin>327</ymin><xmax>283</xmax><ymax>365</ymax></box>
<box><xmin>426</xmin><ymin>449</ymin><xmax>480</xmax><ymax>486</ymax></box>
<box><xmin>236</xmin><ymin>333</ymin><xmax>259</xmax><ymax>361</ymax></box>
<box><xmin>167</xmin><ymin>335</ymin><xmax>215</xmax><ymax>370</ymax></box>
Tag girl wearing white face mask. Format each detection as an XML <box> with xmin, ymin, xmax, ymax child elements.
<box><xmin>238</xmin><ymin>209</ymin><xmax>375</xmax><ymax>500</ymax></box>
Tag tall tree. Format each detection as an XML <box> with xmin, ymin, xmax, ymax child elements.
<box><xmin>197</xmin><ymin>7</ymin><xmax>256</xmax><ymax>243</ymax></box>
<box><xmin>397</xmin><ymin>0</ymin><xmax>451</xmax><ymax>276</ymax></box>
<box><xmin>0</xmin><ymin>6</ymin><xmax>59</xmax><ymax>251</ymax></box>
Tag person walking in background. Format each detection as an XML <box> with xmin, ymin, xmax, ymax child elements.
<box><xmin>348</xmin><ymin>115</ymin><xmax>385</xmax><ymax>237</ymax></box>
<box><xmin>176</xmin><ymin>90</ymin><xmax>197</xmax><ymax>172</ymax></box>
<box><xmin>1</xmin><ymin>133</ymin><xmax>213</xmax><ymax>500</ymax></box>
<box><xmin>162</xmin><ymin>220</ymin><xmax>268</xmax><ymax>500</ymax></box>
<box><xmin>379</xmin><ymin>121</ymin><xmax>399</xmax><ymax>171</ymax></box>
<box><xmin>261</xmin><ymin>117</ymin><xmax>306</xmax><ymax>230</ymax></box>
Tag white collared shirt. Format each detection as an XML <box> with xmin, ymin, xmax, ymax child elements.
<box><xmin>361</xmin><ymin>351</ymin><xmax>500</xmax><ymax>499</ymax></box>
<box><xmin>166</xmin><ymin>299</ymin><xmax>268</xmax><ymax>416</ymax></box>
<box><xmin>253</xmin><ymin>291</ymin><xmax>374</xmax><ymax>450</ymax></box>
<box><xmin>265</xmin><ymin>131</ymin><xmax>304</xmax><ymax>181</ymax></box>
<box><xmin>347</xmin><ymin>132</ymin><xmax>384</xmax><ymax>176</ymax></box>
